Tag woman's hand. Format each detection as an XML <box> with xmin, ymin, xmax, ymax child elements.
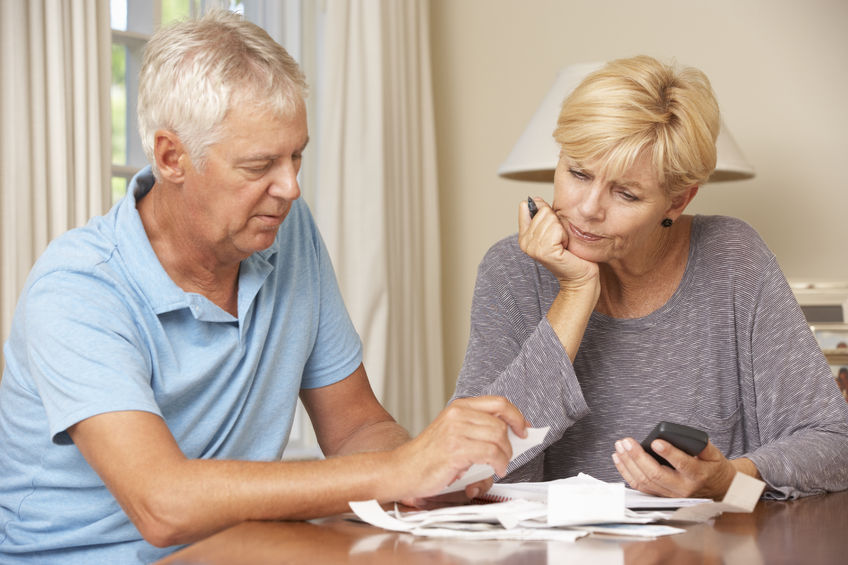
<box><xmin>520</xmin><ymin>198</ymin><xmax>600</xmax><ymax>360</ymax></box>
<box><xmin>518</xmin><ymin>197</ymin><xmax>599</xmax><ymax>291</ymax></box>
<box><xmin>611</xmin><ymin>437</ymin><xmax>743</xmax><ymax>499</ymax></box>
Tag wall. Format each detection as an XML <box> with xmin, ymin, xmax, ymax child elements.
<box><xmin>430</xmin><ymin>0</ymin><xmax>848</xmax><ymax>398</ymax></box>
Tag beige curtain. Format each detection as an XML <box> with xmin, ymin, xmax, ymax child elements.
<box><xmin>0</xmin><ymin>0</ymin><xmax>111</xmax><ymax>368</ymax></box>
<box><xmin>309</xmin><ymin>0</ymin><xmax>444</xmax><ymax>435</ymax></box>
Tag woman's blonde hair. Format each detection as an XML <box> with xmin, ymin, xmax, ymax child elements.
<box><xmin>137</xmin><ymin>10</ymin><xmax>308</xmax><ymax>179</ymax></box>
<box><xmin>554</xmin><ymin>56</ymin><xmax>720</xmax><ymax>197</ymax></box>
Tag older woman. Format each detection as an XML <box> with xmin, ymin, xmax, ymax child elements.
<box><xmin>453</xmin><ymin>55</ymin><xmax>848</xmax><ymax>500</ymax></box>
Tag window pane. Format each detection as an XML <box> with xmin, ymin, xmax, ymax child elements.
<box><xmin>111</xmin><ymin>43</ymin><xmax>127</xmax><ymax>166</ymax></box>
<box><xmin>110</xmin><ymin>0</ymin><xmax>127</xmax><ymax>30</ymax></box>
<box><xmin>162</xmin><ymin>0</ymin><xmax>192</xmax><ymax>24</ymax></box>
<box><xmin>111</xmin><ymin>177</ymin><xmax>128</xmax><ymax>203</ymax></box>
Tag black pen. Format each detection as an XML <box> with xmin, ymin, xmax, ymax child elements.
<box><xmin>527</xmin><ymin>196</ymin><xmax>538</xmax><ymax>219</ymax></box>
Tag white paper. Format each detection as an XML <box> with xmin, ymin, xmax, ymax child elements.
<box><xmin>547</xmin><ymin>481</ymin><xmax>626</xmax><ymax>526</ymax></box>
<box><xmin>625</xmin><ymin>489</ymin><xmax>711</xmax><ymax>509</ymax></box>
<box><xmin>485</xmin><ymin>473</ymin><xmax>710</xmax><ymax>509</ymax></box>
<box><xmin>438</xmin><ymin>426</ymin><xmax>549</xmax><ymax>494</ymax></box>
<box><xmin>348</xmin><ymin>472</ymin><xmax>765</xmax><ymax>542</ymax></box>
<box><xmin>407</xmin><ymin>500</ymin><xmax>547</xmax><ymax>530</ymax></box>
<box><xmin>348</xmin><ymin>500</ymin><xmax>417</xmax><ymax>531</ymax></box>
<box><xmin>572</xmin><ymin>523</ymin><xmax>686</xmax><ymax>538</ymax></box>
<box><xmin>347</xmin><ymin>498</ymin><xmax>584</xmax><ymax>541</ymax></box>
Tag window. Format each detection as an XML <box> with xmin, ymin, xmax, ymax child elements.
<box><xmin>110</xmin><ymin>0</ymin><xmax>244</xmax><ymax>203</ymax></box>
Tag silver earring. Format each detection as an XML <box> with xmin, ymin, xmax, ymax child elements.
<box><xmin>661</xmin><ymin>218</ymin><xmax>673</xmax><ymax>228</ymax></box>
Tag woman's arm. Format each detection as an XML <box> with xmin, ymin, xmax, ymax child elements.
<box><xmin>519</xmin><ymin>197</ymin><xmax>600</xmax><ymax>361</ymax></box>
<box><xmin>451</xmin><ymin>199</ymin><xmax>600</xmax><ymax>481</ymax></box>
<box><xmin>745</xmin><ymin>259</ymin><xmax>848</xmax><ymax>497</ymax></box>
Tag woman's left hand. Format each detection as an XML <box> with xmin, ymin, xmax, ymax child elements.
<box><xmin>611</xmin><ymin>438</ymin><xmax>738</xmax><ymax>499</ymax></box>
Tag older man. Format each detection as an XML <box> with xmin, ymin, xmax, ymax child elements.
<box><xmin>0</xmin><ymin>11</ymin><xmax>526</xmax><ymax>564</ymax></box>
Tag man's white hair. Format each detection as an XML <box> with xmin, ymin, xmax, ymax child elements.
<box><xmin>137</xmin><ymin>9</ymin><xmax>308</xmax><ymax>179</ymax></box>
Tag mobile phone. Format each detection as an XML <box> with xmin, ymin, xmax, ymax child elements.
<box><xmin>640</xmin><ymin>421</ymin><xmax>708</xmax><ymax>467</ymax></box>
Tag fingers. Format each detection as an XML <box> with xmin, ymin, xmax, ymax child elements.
<box><xmin>612</xmin><ymin>438</ymin><xmax>676</xmax><ymax>497</ymax></box>
<box><xmin>399</xmin><ymin>477</ymin><xmax>493</xmax><ymax>510</ymax></box>
<box><xmin>689</xmin><ymin>439</ymin><xmax>721</xmax><ymax>462</ymax></box>
<box><xmin>518</xmin><ymin>198</ymin><xmax>561</xmax><ymax>253</ymax></box>
<box><xmin>398</xmin><ymin>496</ymin><xmax>425</xmax><ymax>509</ymax></box>
<box><xmin>518</xmin><ymin>196</ymin><xmax>545</xmax><ymax>227</ymax></box>
<box><xmin>465</xmin><ymin>477</ymin><xmax>494</xmax><ymax>500</ymax></box>
<box><xmin>437</xmin><ymin>398</ymin><xmax>524</xmax><ymax>477</ymax></box>
<box><xmin>612</xmin><ymin>437</ymin><xmax>733</xmax><ymax>499</ymax></box>
<box><xmin>401</xmin><ymin>396</ymin><xmax>527</xmax><ymax>496</ymax></box>
<box><xmin>518</xmin><ymin>198</ymin><xmax>532</xmax><ymax>232</ymax></box>
<box><xmin>452</xmin><ymin>395</ymin><xmax>529</xmax><ymax>438</ymax></box>
<box><xmin>517</xmin><ymin>198</ymin><xmax>600</xmax><ymax>289</ymax></box>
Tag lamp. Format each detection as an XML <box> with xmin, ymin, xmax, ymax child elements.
<box><xmin>498</xmin><ymin>62</ymin><xmax>755</xmax><ymax>183</ymax></box>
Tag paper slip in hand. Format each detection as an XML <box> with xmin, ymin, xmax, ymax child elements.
<box><xmin>438</xmin><ymin>426</ymin><xmax>549</xmax><ymax>494</ymax></box>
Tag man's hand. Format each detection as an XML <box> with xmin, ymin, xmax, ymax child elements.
<box><xmin>67</xmin><ymin>370</ymin><xmax>527</xmax><ymax>546</ymax></box>
<box><xmin>611</xmin><ymin>437</ymin><xmax>755</xmax><ymax>499</ymax></box>
<box><xmin>391</xmin><ymin>396</ymin><xmax>528</xmax><ymax>504</ymax></box>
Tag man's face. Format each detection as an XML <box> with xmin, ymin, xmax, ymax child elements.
<box><xmin>178</xmin><ymin>102</ymin><xmax>309</xmax><ymax>264</ymax></box>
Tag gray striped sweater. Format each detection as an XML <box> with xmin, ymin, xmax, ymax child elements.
<box><xmin>452</xmin><ymin>215</ymin><xmax>848</xmax><ymax>499</ymax></box>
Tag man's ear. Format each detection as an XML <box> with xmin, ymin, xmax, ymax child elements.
<box><xmin>153</xmin><ymin>130</ymin><xmax>188</xmax><ymax>184</ymax></box>
<box><xmin>665</xmin><ymin>185</ymin><xmax>699</xmax><ymax>221</ymax></box>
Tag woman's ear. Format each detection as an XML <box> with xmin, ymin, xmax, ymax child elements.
<box><xmin>153</xmin><ymin>130</ymin><xmax>187</xmax><ymax>184</ymax></box>
<box><xmin>666</xmin><ymin>185</ymin><xmax>699</xmax><ymax>221</ymax></box>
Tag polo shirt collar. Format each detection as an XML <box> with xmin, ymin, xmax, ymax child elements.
<box><xmin>116</xmin><ymin>167</ymin><xmax>276</xmax><ymax>322</ymax></box>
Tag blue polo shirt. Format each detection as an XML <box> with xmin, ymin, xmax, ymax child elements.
<box><xmin>0</xmin><ymin>167</ymin><xmax>363</xmax><ymax>563</ymax></box>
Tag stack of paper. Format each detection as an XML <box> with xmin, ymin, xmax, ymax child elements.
<box><xmin>348</xmin><ymin>427</ymin><xmax>766</xmax><ymax>542</ymax></box>
<box><xmin>350</xmin><ymin>473</ymin><xmax>764</xmax><ymax>541</ymax></box>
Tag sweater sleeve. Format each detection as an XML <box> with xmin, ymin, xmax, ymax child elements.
<box><xmin>450</xmin><ymin>237</ymin><xmax>590</xmax><ymax>480</ymax></box>
<box><xmin>744</xmin><ymin>257</ymin><xmax>848</xmax><ymax>499</ymax></box>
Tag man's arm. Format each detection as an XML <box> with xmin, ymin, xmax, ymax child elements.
<box><xmin>68</xmin><ymin>364</ymin><xmax>526</xmax><ymax>548</ymax></box>
<box><xmin>299</xmin><ymin>363</ymin><xmax>410</xmax><ymax>456</ymax></box>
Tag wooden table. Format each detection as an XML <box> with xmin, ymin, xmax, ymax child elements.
<box><xmin>157</xmin><ymin>489</ymin><xmax>848</xmax><ymax>564</ymax></box>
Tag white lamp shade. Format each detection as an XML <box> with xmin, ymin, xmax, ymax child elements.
<box><xmin>498</xmin><ymin>63</ymin><xmax>755</xmax><ymax>183</ymax></box>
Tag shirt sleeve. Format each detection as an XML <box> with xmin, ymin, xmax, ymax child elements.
<box><xmin>451</xmin><ymin>238</ymin><xmax>590</xmax><ymax>480</ymax></box>
<box><xmin>744</xmin><ymin>256</ymin><xmax>848</xmax><ymax>498</ymax></box>
<box><xmin>22</xmin><ymin>271</ymin><xmax>160</xmax><ymax>444</ymax></box>
<box><xmin>299</xmin><ymin>204</ymin><xmax>363</xmax><ymax>388</ymax></box>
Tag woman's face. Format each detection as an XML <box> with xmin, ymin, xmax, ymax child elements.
<box><xmin>551</xmin><ymin>152</ymin><xmax>676</xmax><ymax>266</ymax></box>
